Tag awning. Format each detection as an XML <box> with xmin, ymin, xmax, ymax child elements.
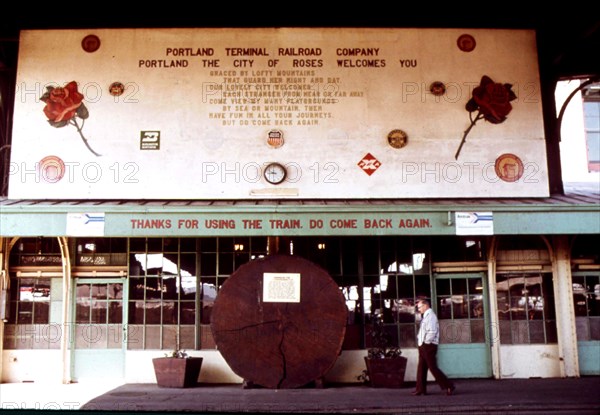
<box><xmin>1</xmin><ymin>183</ymin><xmax>598</xmax><ymax>237</ymax></box>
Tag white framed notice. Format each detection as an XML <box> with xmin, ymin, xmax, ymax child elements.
<box><xmin>263</xmin><ymin>272</ymin><xmax>301</xmax><ymax>303</ymax></box>
<box><xmin>66</xmin><ymin>212</ymin><xmax>106</xmax><ymax>236</ymax></box>
<box><xmin>455</xmin><ymin>212</ymin><xmax>494</xmax><ymax>235</ymax></box>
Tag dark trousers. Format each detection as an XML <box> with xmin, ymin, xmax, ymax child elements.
<box><xmin>415</xmin><ymin>343</ymin><xmax>453</xmax><ymax>393</ymax></box>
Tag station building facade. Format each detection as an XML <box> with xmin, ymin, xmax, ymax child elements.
<box><xmin>1</xmin><ymin>195</ymin><xmax>598</xmax><ymax>384</ymax></box>
<box><xmin>0</xmin><ymin>27</ymin><xmax>599</xmax><ymax>385</ymax></box>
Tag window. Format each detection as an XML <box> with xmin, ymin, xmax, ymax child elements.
<box><xmin>127</xmin><ymin>238</ymin><xmax>198</xmax><ymax>350</ymax></box>
<box><xmin>431</xmin><ymin>236</ymin><xmax>487</xmax><ymax>262</ymax></box>
<box><xmin>357</xmin><ymin>237</ymin><xmax>431</xmax><ymax>349</ymax></box>
<box><xmin>571</xmin><ymin>234</ymin><xmax>600</xmax><ymax>341</ymax></box>
<box><xmin>3</xmin><ymin>276</ymin><xmax>63</xmax><ymax>349</ymax></box>
<box><xmin>496</xmin><ymin>273</ymin><xmax>557</xmax><ymax>344</ymax></box>
<box><xmin>4</xmin><ymin>237</ymin><xmax>63</xmax><ymax>350</ymax></box>
<box><xmin>75</xmin><ymin>282</ymin><xmax>124</xmax><ymax>349</ymax></box>
<box><xmin>127</xmin><ymin>237</ymin><xmax>268</xmax><ymax>350</ymax></box>
<box><xmin>9</xmin><ymin>237</ymin><xmax>62</xmax><ymax>266</ymax></box>
<box><xmin>436</xmin><ymin>276</ymin><xmax>486</xmax><ymax>344</ymax></box>
<box><xmin>75</xmin><ymin>237</ymin><xmax>127</xmax><ymax>266</ymax></box>
<box><xmin>573</xmin><ymin>273</ymin><xmax>600</xmax><ymax>341</ymax></box>
<box><xmin>8</xmin><ymin>277</ymin><xmax>51</xmax><ymax>324</ymax></box>
<box><xmin>289</xmin><ymin>236</ymin><xmax>433</xmax><ymax>350</ymax></box>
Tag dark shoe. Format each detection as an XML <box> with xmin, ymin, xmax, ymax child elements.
<box><xmin>411</xmin><ymin>390</ymin><xmax>426</xmax><ymax>396</ymax></box>
<box><xmin>446</xmin><ymin>385</ymin><xmax>456</xmax><ymax>396</ymax></box>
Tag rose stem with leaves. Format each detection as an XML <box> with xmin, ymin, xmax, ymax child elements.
<box><xmin>70</xmin><ymin>118</ymin><xmax>101</xmax><ymax>157</ymax></box>
<box><xmin>455</xmin><ymin>112</ymin><xmax>484</xmax><ymax>160</ymax></box>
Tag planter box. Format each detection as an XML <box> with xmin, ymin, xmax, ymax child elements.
<box><xmin>364</xmin><ymin>356</ymin><xmax>408</xmax><ymax>388</ymax></box>
<box><xmin>152</xmin><ymin>357</ymin><xmax>203</xmax><ymax>388</ymax></box>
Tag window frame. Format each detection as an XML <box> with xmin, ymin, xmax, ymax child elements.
<box><xmin>572</xmin><ymin>272</ymin><xmax>600</xmax><ymax>341</ymax></box>
<box><xmin>496</xmin><ymin>272</ymin><xmax>557</xmax><ymax>345</ymax></box>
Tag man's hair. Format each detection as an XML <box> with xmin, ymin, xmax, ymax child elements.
<box><xmin>418</xmin><ymin>299</ymin><xmax>431</xmax><ymax>307</ymax></box>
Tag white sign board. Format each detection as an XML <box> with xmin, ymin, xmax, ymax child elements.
<box><xmin>455</xmin><ymin>212</ymin><xmax>494</xmax><ymax>235</ymax></box>
<box><xmin>8</xmin><ymin>28</ymin><xmax>549</xmax><ymax>199</ymax></box>
<box><xmin>66</xmin><ymin>212</ymin><xmax>106</xmax><ymax>236</ymax></box>
<box><xmin>263</xmin><ymin>273</ymin><xmax>301</xmax><ymax>303</ymax></box>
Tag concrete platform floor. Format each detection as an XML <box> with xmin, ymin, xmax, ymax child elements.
<box><xmin>1</xmin><ymin>377</ymin><xmax>599</xmax><ymax>414</ymax></box>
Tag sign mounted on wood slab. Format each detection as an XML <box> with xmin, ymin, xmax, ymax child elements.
<box><xmin>210</xmin><ymin>254</ymin><xmax>347</xmax><ymax>388</ymax></box>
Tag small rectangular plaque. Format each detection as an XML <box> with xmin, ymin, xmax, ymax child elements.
<box><xmin>263</xmin><ymin>272</ymin><xmax>301</xmax><ymax>303</ymax></box>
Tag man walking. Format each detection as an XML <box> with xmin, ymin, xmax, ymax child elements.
<box><xmin>412</xmin><ymin>299</ymin><xmax>456</xmax><ymax>396</ymax></box>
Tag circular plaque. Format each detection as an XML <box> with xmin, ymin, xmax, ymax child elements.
<box><xmin>495</xmin><ymin>153</ymin><xmax>524</xmax><ymax>182</ymax></box>
<box><xmin>81</xmin><ymin>34</ymin><xmax>101</xmax><ymax>53</ymax></box>
<box><xmin>387</xmin><ymin>129</ymin><xmax>408</xmax><ymax>149</ymax></box>
<box><xmin>38</xmin><ymin>155</ymin><xmax>65</xmax><ymax>183</ymax></box>
<box><xmin>457</xmin><ymin>34</ymin><xmax>476</xmax><ymax>52</ymax></box>
<box><xmin>109</xmin><ymin>82</ymin><xmax>125</xmax><ymax>97</ymax></box>
<box><xmin>429</xmin><ymin>81</ymin><xmax>446</xmax><ymax>96</ymax></box>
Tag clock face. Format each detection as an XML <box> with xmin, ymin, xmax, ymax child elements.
<box><xmin>264</xmin><ymin>162</ymin><xmax>287</xmax><ymax>184</ymax></box>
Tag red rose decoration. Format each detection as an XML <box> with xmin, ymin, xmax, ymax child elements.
<box><xmin>40</xmin><ymin>81</ymin><xmax>100</xmax><ymax>156</ymax></box>
<box><xmin>455</xmin><ymin>75</ymin><xmax>517</xmax><ymax>159</ymax></box>
<box><xmin>41</xmin><ymin>81</ymin><xmax>85</xmax><ymax>123</ymax></box>
<box><xmin>471</xmin><ymin>76</ymin><xmax>517</xmax><ymax>124</ymax></box>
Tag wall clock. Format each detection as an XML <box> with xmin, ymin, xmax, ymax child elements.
<box><xmin>264</xmin><ymin>162</ymin><xmax>287</xmax><ymax>184</ymax></box>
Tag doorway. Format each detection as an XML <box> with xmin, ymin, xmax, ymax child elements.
<box><xmin>433</xmin><ymin>273</ymin><xmax>492</xmax><ymax>378</ymax></box>
<box><xmin>71</xmin><ymin>278</ymin><xmax>127</xmax><ymax>381</ymax></box>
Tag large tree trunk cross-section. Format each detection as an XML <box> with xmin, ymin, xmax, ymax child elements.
<box><xmin>210</xmin><ymin>254</ymin><xmax>348</xmax><ymax>389</ymax></box>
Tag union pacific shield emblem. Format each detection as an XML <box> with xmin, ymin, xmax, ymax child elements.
<box><xmin>267</xmin><ymin>130</ymin><xmax>284</xmax><ymax>148</ymax></box>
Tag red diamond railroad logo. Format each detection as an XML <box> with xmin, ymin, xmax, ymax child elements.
<box><xmin>357</xmin><ymin>153</ymin><xmax>381</xmax><ymax>176</ymax></box>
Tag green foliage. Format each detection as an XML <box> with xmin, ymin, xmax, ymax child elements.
<box><xmin>367</xmin><ymin>314</ymin><xmax>402</xmax><ymax>359</ymax></box>
<box><xmin>164</xmin><ymin>333</ymin><xmax>189</xmax><ymax>358</ymax></box>
<box><xmin>357</xmin><ymin>313</ymin><xmax>403</xmax><ymax>383</ymax></box>
<box><xmin>164</xmin><ymin>349</ymin><xmax>189</xmax><ymax>359</ymax></box>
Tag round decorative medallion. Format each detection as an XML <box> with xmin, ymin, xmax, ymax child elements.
<box><xmin>457</xmin><ymin>34</ymin><xmax>476</xmax><ymax>52</ymax></box>
<box><xmin>387</xmin><ymin>129</ymin><xmax>408</xmax><ymax>149</ymax></box>
<box><xmin>39</xmin><ymin>155</ymin><xmax>65</xmax><ymax>183</ymax></box>
<box><xmin>81</xmin><ymin>34</ymin><xmax>101</xmax><ymax>53</ymax></box>
<box><xmin>429</xmin><ymin>81</ymin><xmax>446</xmax><ymax>96</ymax></box>
<box><xmin>109</xmin><ymin>82</ymin><xmax>125</xmax><ymax>97</ymax></box>
<box><xmin>495</xmin><ymin>153</ymin><xmax>524</xmax><ymax>182</ymax></box>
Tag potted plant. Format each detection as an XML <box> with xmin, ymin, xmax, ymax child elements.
<box><xmin>359</xmin><ymin>313</ymin><xmax>408</xmax><ymax>388</ymax></box>
<box><xmin>152</xmin><ymin>338</ymin><xmax>203</xmax><ymax>388</ymax></box>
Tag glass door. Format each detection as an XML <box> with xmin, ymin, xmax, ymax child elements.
<box><xmin>71</xmin><ymin>278</ymin><xmax>127</xmax><ymax>381</ymax></box>
<box><xmin>572</xmin><ymin>272</ymin><xmax>600</xmax><ymax>375</ymax></box>
<box><xmin>433</xmin><ymin>273</ymin><xmax>492</xmax><ymax>378</ymax></box>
